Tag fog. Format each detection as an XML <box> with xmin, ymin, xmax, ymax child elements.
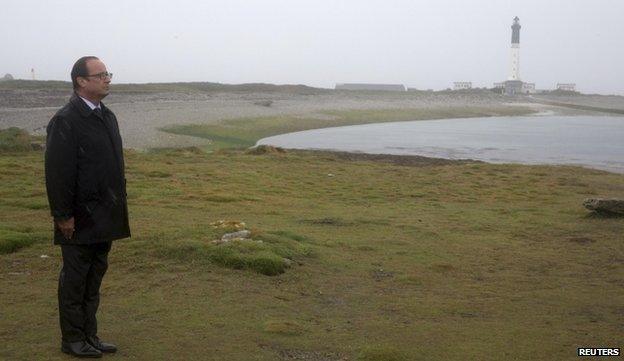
<box><xmin>2</xmin><ymin>0</ymin><xmax>623</xmax><ymax>94</ymax></box>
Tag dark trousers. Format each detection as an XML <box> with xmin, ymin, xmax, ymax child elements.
<box><xmin>58</xmin><ymin>241</ymin><xmax>112</xmax><ymax>342</ymax></box>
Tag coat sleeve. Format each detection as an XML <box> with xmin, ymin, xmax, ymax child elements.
<box><xmin>45</xmin><ymin>115</ymin><xmax>78</xmax><ymax>220</ymax></box>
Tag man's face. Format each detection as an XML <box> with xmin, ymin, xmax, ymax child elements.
<box><xmin>78</xmin><ymin>59</ymin><xmax>111</xmax><ymax>101</ymax></box>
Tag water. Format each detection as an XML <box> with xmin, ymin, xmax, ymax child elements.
<box><xmin>257</xmin><ymin>116</ymin><xmax>624</xmax><ymax>173</ymax></box>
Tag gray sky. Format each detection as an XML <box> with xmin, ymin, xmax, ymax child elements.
<box><xmin>2</xmin><ymin>0</ymin><xmax>623</xmax><ymax>94</ymax></box>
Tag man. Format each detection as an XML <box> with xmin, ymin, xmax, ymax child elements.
<box><xmin>45</xmin><ymin>56</ymin><xmax>130</xmax><ymax>358</ymax></box>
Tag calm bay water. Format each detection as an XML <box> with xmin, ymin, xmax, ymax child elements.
<box><xmin>257</xmin><ymin>116</ymin><xmax>624</xmax><ymax>173</ymax></box>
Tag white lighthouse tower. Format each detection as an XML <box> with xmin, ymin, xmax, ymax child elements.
<box><xmin>495</xmin><ymin>16</ymin><xmax>527</xmax><ymax>95</ymax></box>
<box><xmin>508</xmin><ymin>17</ymin><xmax>521</xmax><ymax>81</ymax></box>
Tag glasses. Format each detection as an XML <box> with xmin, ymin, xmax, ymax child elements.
<box><xmin>84</xmin><ymin>72</ymin><xmax>113</xmax><ymax>80</ymax></box>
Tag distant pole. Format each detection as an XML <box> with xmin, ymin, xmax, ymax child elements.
<box><xmin>508</xmin><ymin>17</ymin><xmax>521</xmax><ymax>81</ymax></box>
<box><xmin>31</xmin><ymin>68</ymin><xmax>36</xmax><ymax>80</ymax></box>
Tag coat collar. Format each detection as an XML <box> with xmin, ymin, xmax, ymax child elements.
<box><xmin>70</xmin><ymin>93</ymin><xmax>109</xmax><ymax>118</ymax></box>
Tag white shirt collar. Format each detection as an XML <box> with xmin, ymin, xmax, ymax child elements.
<box><xmin>78</xmin><ymin>96</ymin><xmax>101</xmax><ymax>110</ymax></box>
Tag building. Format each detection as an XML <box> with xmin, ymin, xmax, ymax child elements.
<box><xmin>407</xmin><ymin>88</ymin><xmax>434</xmax><ymax>92</ymax></box>
<box><xmin>504</xmin><ymin>80</ymin><xmax>523</xmax><ymax>96</ymax></box>
<box><xmin>335</xmin><ymin>83</ymin><xmax>406</xmax><ymax>92</ymax></box>
<box><xmin>522</xmin><ymin>82</ymin><xmax>536</xmax><ymax>94</ymax></box>
<box><xmin>453</xmin><ymin>82</ymin><xmax>472</xmax><ymax>90</ymax></box>
<box><xmin>556</xmin><ymin>83</ymin><xmax>576</xmax><ymax>91</ymax></box>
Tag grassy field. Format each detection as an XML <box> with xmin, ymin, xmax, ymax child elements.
<box><xmin>1</xmin><ymin>140</ymin><xmax>623</xmax><ymax>360</ymax></box>
<box><xmin>161</xmin><ymin>106</ymin><xmax>535</xmax><ymax>151</ymax></box>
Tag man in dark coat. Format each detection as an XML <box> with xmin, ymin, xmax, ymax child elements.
<box><xmin>45</xmin><ymin>56</ymin><xmax>130</xmax><ymax>358</ymax></box>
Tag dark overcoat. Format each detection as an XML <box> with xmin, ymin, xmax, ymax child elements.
<box><xmin>45</xmin><ymin>93</ymin><xmax>130</xmax><ymax>245</ymax></box>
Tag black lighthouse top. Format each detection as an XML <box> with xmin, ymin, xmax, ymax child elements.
<box><xmin>511</xmin><ymin>16</ymin><xmax>521</xmax><ymax>44</ymax></box>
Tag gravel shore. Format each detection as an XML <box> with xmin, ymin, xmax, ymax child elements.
<box><xmin>1</xmin><ymin>87</ymin><xmax>622</xmax><ymax>149</ymax></box>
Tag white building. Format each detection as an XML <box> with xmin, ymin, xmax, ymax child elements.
<box><xmin>556</xmin><ymin>83</ymin><xmax>576</xmax><ymax>91</ymax></box>
<box><xmin>453</xmin><ymin>82</ymin><xmax>472</xmax><ymax>90</ymax></box>
<box><xmin>335</xmin><ymin>83</ymin><xmax>406</xmax><ymax>91</ymax></box>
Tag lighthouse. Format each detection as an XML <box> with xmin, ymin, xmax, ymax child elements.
<box><xmin>494</xmin><ymin>16</ymin><xmax>531</xmax><ymax>95</ymax></box>
<box><xmin>509</xmin><ymin>17</ymin><xmax>521</xmax><ymax>81</ymax></box>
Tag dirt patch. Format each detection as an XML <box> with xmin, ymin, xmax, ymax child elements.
<box><xmin>258</xmin><ymin>342</ymin><xmax>348</xmax><ymax>361</ymax></box>
<box><xmin>568</xmin><ymin>237</ymin><xmax>595</xmax><ymax>244</ymax></box>
<box><xmin>278</xmin><ymin>349</ymin><xmax>348</xmax><ymax>361</ymax></box>
<box><xmin>301</xmin><ymin>217</ymin><xmax>353</xmax><ymax>226</ymax></box>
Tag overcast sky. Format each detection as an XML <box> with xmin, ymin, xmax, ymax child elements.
<box><xmin>2</xmin><ymin>0</ymin><xmax>623</xmax><ymax>94</ymax></box>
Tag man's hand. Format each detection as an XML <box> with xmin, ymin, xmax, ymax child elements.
<box><xmin>56</xmin><ymin>217</ymin><xmax>75</xmax><ymax>240</ymax></box>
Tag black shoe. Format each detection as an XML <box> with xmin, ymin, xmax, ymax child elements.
<box><xmin>61</xmin><ymin>340</ymin><xmax>102</xmax><ymax>358</ymax></box>
<box><xmin>87</xmin><ymin>335</ymin><xmax>117</xmax><ymax>353</ymax></box>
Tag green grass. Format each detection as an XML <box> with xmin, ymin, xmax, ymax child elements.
<box><xmin>0</xmin><ymin>229</ymin><xmax>42</xmax><ymax>254</ymax></box>
<box><xmin>153</xmin><ymin>230</ymin><xmax>313</xmax><ymax>276</ymax></box>
<box><xmin>161</xmin><ymin>106</ymin><xmax>536</xmax><ymax>151</ymax></box>
<box><xmin>1</xmin><ymin>148</ymin><xmax>623</xmax><ymax>360</ymax></box>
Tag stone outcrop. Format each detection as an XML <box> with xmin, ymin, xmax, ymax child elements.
<box><xmin>211</xmin><ymin>229</ymin><xmax>262</xmax><ymax>245</ymax></box>
<box><xmin>583</xmin><ymin>198</ymin><xmax>624</xmax><ymax>215</ymax></box>
<box><xmin>221</xmin><ymin>230</ymin><xmax>251</xmax><ymax>241</ymax></box>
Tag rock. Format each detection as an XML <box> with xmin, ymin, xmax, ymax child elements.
<box><xmin>1</xmin><ymin>73</ymin><xmax>14</xmax><ymax>81</ymax></box>
<box><xmin>221</xmin><ymin>230</ymin><xmax>251</xmax><ymax>241</ymax></box>
<box><xmin>583</xmin><ymin>198</ymin><xmax>624</xmax><ymax>214</ymax></box>
<box><xmin>211</xmin><ymin>237</ymin><xmax>262</xmax><ymax>245</ymax></box>
<box><xmin>371</xmin><ymin>268</ymin><xmax>394</xmax><ymax>281</ymax></box>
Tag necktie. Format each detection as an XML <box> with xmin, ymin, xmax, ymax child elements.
<box><xmin>93</xmin><ymin>108</ymin><xmax>103</xmax><ymax>119</ymax></box>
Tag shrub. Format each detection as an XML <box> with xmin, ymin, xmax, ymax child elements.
<box><xmin>0</xmin><ymin>127</ymin><xmax>38</xmax><ymax>152</ymax></box>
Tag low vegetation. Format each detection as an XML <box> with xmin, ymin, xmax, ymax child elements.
<box><xmin>161</xmin><ymin>106</ymin><xmax>535</xmax><ymax>151</ymax></box>
<box><xmin>1</xmin><ymin>143</ymin><xmax>622</xmax><ymax>360</ymax></box>
<box><xmin>0</xmin><ymin>127</ymin><xmax>44</xmax><ymax>152</ymax></box>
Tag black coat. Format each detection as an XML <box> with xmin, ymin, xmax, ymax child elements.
<box><xmin>45</xmin><ymin>93</ymin><xmax>130</xmax><ymax>245</ymax></box>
